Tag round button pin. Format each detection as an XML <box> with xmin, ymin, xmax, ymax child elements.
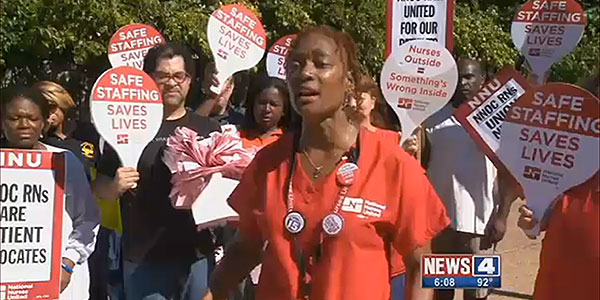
<box><xmin>284</xmin><ymin>211</ymin><xmax>306</xmax><ymax>234</ymax></box>
<box><xmin>322</xmin><ymin>213</ymin><xmax>344</xmax><ymax>236</ymax></box>
<box><xmin>336</xmin><ymin>162</ymin><xmax>359</xmax><ymax>186</ymax></box>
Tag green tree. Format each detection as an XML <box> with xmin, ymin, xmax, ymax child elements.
<box><xmin>1</xmin><ymin>0</ymin><xmax>598</xmax><ymax>118</ymax></box>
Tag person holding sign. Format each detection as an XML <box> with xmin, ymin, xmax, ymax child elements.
<box><xmin>96</xmin><ymin>43</ymin><xmax>221</xmax><ymax>300</ymax></box>
<box><xmin>196</xmin><ymin>64</ymin><xmax>246</xmax><ymax>127</ymax></box>
<box><xmin>202</xmin><ymin>25</ymin><xmax>449</xmax><ymax>300</ymax></box>
<box><xmin>517</xmin><ymin>173</ymin><xmax>599</xmax><ymax>300</ymax></box>
<box><xmin>239</xmin><ymin>74</ymin><xmax>294</xmax><ymax>149</ymax></box>
<box><xmin>406</xmin><ymin>57</ymin><xmax>515</xmax><ymax>300</ymax></box>
<box><xmin>0</xmin><ymin>89</ymin><xmax>100</xmax><ymax>300</ymax></box>
<box><xmin>31</xmin><ymin>81</ymin><xmax>113</xmax><ymax>300</ymax></box>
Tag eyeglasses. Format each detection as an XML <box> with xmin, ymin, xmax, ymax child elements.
<box><xmin>153</xmin><ymin>71</ymin><xmax>190</xmax><ymax>84</ymax></box>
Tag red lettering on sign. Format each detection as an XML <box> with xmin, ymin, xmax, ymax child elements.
<box><xmin>111</xmin><ymin>118</ymin><xmax>147</xmax><ymax>130</ymax></box>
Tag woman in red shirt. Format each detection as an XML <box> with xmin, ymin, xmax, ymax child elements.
<box><xmin>355</xmin><ymin>74</ymin><xmax>402</xmax><ymax>137</ymax></box>
<box><xmin>239</xmin><ymin>74</ymin><xmax>293</xmax><ymax>149</ymax></box>
<box><xmin>518</xmin><ymin>173</ymin><xmax>599</xmax><ymax>300</ymax></box>
<box><xmin>355</xmin><ymin>75</ymin><xmax>408</xmax><ymax>300</ymax></box>
<box><xmin>203</xmin><ymin>25</ymin><xmax>449</xmax><ymax>300</ymax></box>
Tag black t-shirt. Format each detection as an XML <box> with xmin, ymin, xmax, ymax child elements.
<box><xmin>98</xmin><ymin>112</ymin><xmax>221</xmax><ymax>262</ymax></box>
<box><xmin>43</xmin><ymin>134</ymin><xmax>97</xmax><ymax>180</ymax></box>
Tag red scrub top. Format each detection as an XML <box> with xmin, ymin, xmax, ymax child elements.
<box><xmin>228</xmin><ymin>127</ymin><xmax>449</xmax><ymax>300</ymax></box>
<box><xmin>240</xmin><ymin>128</ymin><xmax>284</xmax><ymax>149</ymax></box>
<box><xmin>534</xmin><ymin>173</ymin><xmax>599</xmax><ymax>300</ymax></box>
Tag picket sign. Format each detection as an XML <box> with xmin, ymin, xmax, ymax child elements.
<box><xmin>511</xmin><ymin>0</ymin><xmax>586</xmax><ymax>84</ymax></box>
<box><xmin>497</xmin><ymin>83</ymin><xmax>599</xmax><ymax>237</ymax></box>
<box><xmin>454</xmin><ymin>67</ymin><xmax>531</xmax><ymax>176</ymax></box>
<box><xmin>266</xmin><ymin>34</ymin><xmax>296</xmax><ymax>80</ymax></box>
<box><xmin>380</xmin><ymin>40</ymin><xmax>457</xmax><ymax>144</ymax></box>
<box><xmin>0</xmin><ymin>150</ymin><xmax>65</xmax><ymax>300</ymax></box>
<box><xmin>108</xmin><ymin>24</ymin><xmax>165</xmax><ymax>69</ymax></box>
<box><xmin>90</xmin><ymin>66</ymin><xmax>163</xmax><ymax>168</ymax></box>
<box><xmin>386</xmin><ymin>0</ymin><xmax>454</xmax><ymax>56</ymax></box>
<box><xmin>207</xmin><ymin>4</ymin><xmax>267</xmax><ymax>93</ymax></box>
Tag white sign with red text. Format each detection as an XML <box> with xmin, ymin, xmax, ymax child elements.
<box><xmin>266</xmin><ymin>34</ymin><xmax>296</xmax><ymax>80</ymax></box>
<box><xmin>498</xmin><ymin>83</ymin><xmax>599</xmax><ymax>236</ymax></box>
<box><xmin>90</xmin><ymin>66</ymin><xmax>163</xmax><ymax>168</ymax></box>
<box><xmin>207</xmin><ymin>4</ymin><xmax>267</xmax><ymax>93</ymax></box>
<box><xmin>108</xmin><ymin>24</ymin><xmax>165</xmax><ymax>70</ymax></box>
<box><xmin>386</xmin><ymin>0</ymin><xmax>454</xmax><ymax>56</ymax></box>
<box><xmin>380</xmin><ymin>40</ymin><xmax>457</xmax><ymax>143</ymax></box>
<box><xmin>454</xmin><ymin>68</ymin><xmax>531</xmax><ymax>174</ymax></box>
<box><xmin>511</xmin><ymin>0</ymin><xmax>587</xmax><ymax>84</ymax></box>
<box><xmin>1</xmin><ymin>150</ymin><xmax>65</xmax><ymax>300</ymax></box>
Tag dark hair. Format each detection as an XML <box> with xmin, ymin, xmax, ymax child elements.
<box><xmin>287</xmin><ymin>25</ymin><xmax>362</xmax><ymax>88</ymax></box>
<box><xmin>244</xmin><ymin>73</ymin><xmax>292</xmax><ymax>130</ymax></box>
<box><xmin>356</xmin><ymin>75</ymin><xmax>401</xmax><ymax>131</ymax></box>
<box><xmin>143</xmin><ymin>42</ymin><xmax>196</xmax><ymax>79</ymax></box>
<box><xmin>457</xmin><ymin>56</ymin><xmax>485</xmax><ymax>78</ymax></box>
<box><xmin>1</xmin><ymin>87</ymin><xmax>51</xmax><ymax>121</ymax></box>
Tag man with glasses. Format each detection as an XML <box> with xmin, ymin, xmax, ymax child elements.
<box><xmin>96</xmin><ymin>43</ymin><xmax>221</xmax><ymax>300</ymax></box>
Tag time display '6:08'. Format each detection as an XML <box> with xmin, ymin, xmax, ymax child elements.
<box><xmin>434</xmin><ymin>277</ymin><xmax>456</xmax><ymax>287</ymax></box>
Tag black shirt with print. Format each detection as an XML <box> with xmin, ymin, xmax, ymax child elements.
<box><xmin>43</xmin><ymin>134</ymin><xmax>97</xmax><ymax>181</ymax></box>
<box><xmin>97</xmin><ymin>112</ymin><xmax>221</xmax><ymax>263</ymax></box>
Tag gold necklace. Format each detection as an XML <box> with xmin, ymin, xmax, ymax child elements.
<box><xmin>302</xmin><ymin>150</ymin><xmax>324</xmax><ymax>179</ymax></box>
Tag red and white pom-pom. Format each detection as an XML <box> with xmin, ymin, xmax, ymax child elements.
<box><xmin>163</xmin><ymin>125</ymin><xmax>257</xmax><ymax>209</ymax></box>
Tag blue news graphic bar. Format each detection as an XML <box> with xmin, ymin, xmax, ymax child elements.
<box><xmin>422</xmin><ymin>277</ymin><xmax>502</xmax><ymax>289</ymax></box>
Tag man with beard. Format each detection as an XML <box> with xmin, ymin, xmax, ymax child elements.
<box><xmin>96</xmin><ymin>43</ymin><xmax>221</xmax><ymax>300</ymax></box>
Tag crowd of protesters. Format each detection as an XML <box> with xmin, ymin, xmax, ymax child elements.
<box><xmin>1</xmin><ymin>24</ymin><xmax>598</xmax><ymax>300</ymax></box>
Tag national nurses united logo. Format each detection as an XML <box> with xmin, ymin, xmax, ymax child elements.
<box><xmin>341</xmin><ymin>197</ymin><xmax>387</xmax><ymax>219</ymax></box>
<box><xmin>398</xmin><ymin>98</ymin><xmax>414</xmax><ymax>109</ymax></box>
<box><xmin>523</xmin><ymin>165</ymin><xmax>542</xmax><ymax>181</ymax></box>
<box><xmin>116</xmin><ymin>134</ymin><xmax>129</xmax><ymax>145</ymax></box>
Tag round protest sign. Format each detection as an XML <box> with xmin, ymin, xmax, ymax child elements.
<box><xmin>108</xmin><ymin>24</ymin><xmax>165</xmax><ymax>69</ymax></box>
<box><xmin>511</xmin><ymin>0</ymin><xmax>586</xmax><ymax>84</ymax></box>
<box><xmin>207</xmin><ymin>4</ymin><xmax>267</xmax><ymax>93</ymax></box>
<box><xmin>266</xmin><ymin>34</ymin><xmax>296</xmax><ymax>80</ymax></box>
<box><xmin>380</xmin><ymin>40</ymin><xmax>457</xmax><ymax>143</ymax></box>
<box><xmin>90</xmin><ymin>66</ymin><xmax>163</xmax><ymax>168</ymax></box>
<box><xmin>498</xmin><ymin>83</ymin><xmax>599</xmax><ymax>236</ymax></box>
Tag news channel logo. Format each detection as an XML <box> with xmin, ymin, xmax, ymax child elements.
<box><xmin>422</xmin><ymin>255</ymin><xmax>501</xmax><ymax>289</ymax></box>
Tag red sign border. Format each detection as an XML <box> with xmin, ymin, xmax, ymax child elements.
<box><xmin>0</xmin><ymin>150</ymin><xmax>65</xmax><ymax>300</ymax></box>
<box><xmin>386</xmin><ymin>0</ymin><xmax>455</xmax><ymax>57</ymax></box>
<box><xmin>454</xmin><ymin>67</ymin><xmax>532</xmax><ymax>182</ymax></box>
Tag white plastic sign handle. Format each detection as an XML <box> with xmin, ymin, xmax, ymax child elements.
<box><xmin>90</xmin><ymin>66</ymin><xmax>164</xmax><ymax>168</ymax></box>
<box><xmin>380</xmin><ymin>40</ymin><xmax>458</xmax><ymax>143</ymax></box>
<box><xmin>207</xmin><ymin>4</ymin><xmax>267</xmax><ymax>94</ymax></box>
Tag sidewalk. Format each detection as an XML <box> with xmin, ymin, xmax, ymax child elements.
<box><xmin>457</xmin><ymin>201</ymin><xmax>541</xmax><ymax>300</ymax></box>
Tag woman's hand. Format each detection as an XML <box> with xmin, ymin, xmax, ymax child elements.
<box><xmin>202</xmin><ymin>62</ymin><xmax>221</xmax><ymax>97</ymax></box>
<box><xmin>60</xmin><ymin>258</ymin><xmax>74</xmax><ymax>293</ymax></box>
<box><xmin>201</xmin><ymin>290</ymin><xmax>225</xmax><ymax>300</ymax></box>
<box><xmin>517</xmin><ymin>205</ymin><xmax>539</xmax><ymax>239</ymax></box>
<box><xmin>402</xmin><ymin>135</ymin><xmax>419</xmax><ymax>157</ymax></box>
